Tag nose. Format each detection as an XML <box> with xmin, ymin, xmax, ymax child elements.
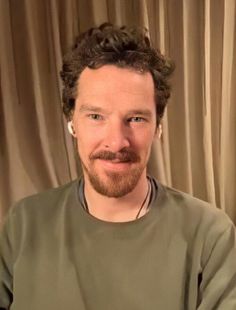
<box><xmin>103</xmin><ymin>120</ymin><xmax>131</xmax><ymax>152</ymax></box>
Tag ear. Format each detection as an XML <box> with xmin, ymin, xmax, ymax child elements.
<box><xmin>67</xmin><ymin>121</ymin><xmax>76</xmax><ymax>137</ymax></box>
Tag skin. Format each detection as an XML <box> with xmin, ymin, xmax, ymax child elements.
<box><xmin>72</xmin><ymin>65</ymin><xmax>160</xmax><ymax>222</ymax></box>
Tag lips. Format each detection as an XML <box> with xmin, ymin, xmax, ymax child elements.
<box><xmin>105</xmin><ymin>158</ymin><xmax>130</xmax><ymax>163</ymax></box>
<box><xmin>98</xmin><ymin>158</ymin><xmax>132</xmax><ymax>172</ymax></box>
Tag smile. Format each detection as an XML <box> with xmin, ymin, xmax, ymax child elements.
<box><xmin>98</xmin><ymin>159</ymin><xmax>132</xmax><ymax>171</ymax></box>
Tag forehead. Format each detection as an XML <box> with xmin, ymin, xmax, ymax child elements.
<box><xmin>76</xmin><ymin>65</ymin><xmax>155</xmax><ymax>108</ymax></box>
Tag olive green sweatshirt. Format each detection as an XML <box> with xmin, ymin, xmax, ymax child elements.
<box><xmin>1</xmin><ymin>178</ymin><xmax>236</xmax><ymax>309</ymax></box>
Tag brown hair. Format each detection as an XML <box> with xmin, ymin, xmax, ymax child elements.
<box><xmin>60</xmin><ymin>23</ymin><xmax>174</xmax><ymax>125</ymax></box>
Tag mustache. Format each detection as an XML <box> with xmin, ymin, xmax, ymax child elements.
<box><xmin>89</xmin><ymin>148</ymin><xmax>140</xmax><ymax>163</ymax></box>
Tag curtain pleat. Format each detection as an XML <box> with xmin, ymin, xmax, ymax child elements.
<box><xmin>203</xmin><ymin>0</ymin><xmax>217</xmax><ymax>206</ymax></box>
<box><xmin>220</xmin><ymin>0</ymin><xmax>236</xmax><ymax>218</ymax></box>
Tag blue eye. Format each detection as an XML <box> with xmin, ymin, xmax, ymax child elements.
<box><xmin>128</xmin><ymin>117</ymin><xmax>145</xmax><ymax>123</ymax></box>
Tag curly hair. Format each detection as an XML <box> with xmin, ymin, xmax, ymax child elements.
<box><xmin>60</xmin><ymin>23</ymin><xmax>174</xmax><ymax>125</ymax></box>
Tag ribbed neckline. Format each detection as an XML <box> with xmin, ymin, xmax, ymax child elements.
<box><xmin>73</xmin><ymin>176</ymin><xmax>166</xmax><ymax>228</ymax></box>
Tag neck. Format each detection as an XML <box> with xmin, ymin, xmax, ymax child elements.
<box><xmin>83</xmin><ymin>171</ymin><xmax>150</xmax><ymax>222</ymax></box>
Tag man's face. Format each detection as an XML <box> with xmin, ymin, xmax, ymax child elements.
<box><xmin>72</xmin><ymin>65</ymin><xmax>157</xmax><ymax>197</ymax></box>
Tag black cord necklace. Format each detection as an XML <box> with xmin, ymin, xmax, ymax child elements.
<box><xmin>83</xmin><ymin>178</ymin><xmax>151</xmax><ymax>220</ymax></box>
<box><xmin>135</xmin><ymin>179</ymin><xmax>151</xmax><ymax>219</ymax></box>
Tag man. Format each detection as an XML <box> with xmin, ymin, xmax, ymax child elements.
<box><xmin>0</xmin><ymin>23</ymin><xmax>236</xmax><ymax>309</ymax></box>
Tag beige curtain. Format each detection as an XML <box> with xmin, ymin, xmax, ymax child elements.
<box><xmin>0</xmin><ymin>0</ymin><xmax>235</xmax><ymax>224</ymax></box>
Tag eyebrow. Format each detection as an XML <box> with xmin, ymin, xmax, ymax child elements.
<box><xmin>79</xmin><ymin>104</ymin><xmax>153</xmax><ymax>118</ymax></box>
<box><xmin>126</xmin><ymin>109</ymin><xmax>153</xmax><ymax>118</ymax></box>
<box><xmin>79</xmin><ymin>104</ymin><xmax>106</xmax><ymax>113</ymax></box>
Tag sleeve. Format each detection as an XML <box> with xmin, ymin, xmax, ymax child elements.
<box><xmin>197</xmin><ymin>224</ymin><xmax>236</xmax><ymax>309</ymax></box>
<box><xmin>0</xmin><ymin>213</ymin><xmax>14</xmax><ymax>309</ymax></box>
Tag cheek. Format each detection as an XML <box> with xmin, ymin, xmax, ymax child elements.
<box><xmin>133</xmin><ymin>129</ymin><xmax>155</xmax><ymax>152</ymax></box>
<box><xmin>76</xmin><ymin>130</ymin><xmax>102</xmax><ymax>157</ymax></box>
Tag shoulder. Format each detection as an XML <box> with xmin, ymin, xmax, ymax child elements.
<box><xmin>1</xmin><ymin>180</ymin><xmax>80</xmax><ymax>252</ymax></box>
<box><xmin>154</xmin><ymin>181</ymin><xmax>236</xmax><ymax>266</ymax></box>
<box><xmin>155</xmin><ymin>181</ymin><xmax>234</xmax><ymax>238</ymax></box>
<box><xmin>5</xmin><ymin>179</ymin><xmax>79</xmax><ymax>224</ymax></box>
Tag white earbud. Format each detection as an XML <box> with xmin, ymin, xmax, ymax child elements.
<box><xmin>158</xmin><ymin>124</ymin><xmax>162</xmax><ymax>139</ymax></box>
<box><xmin>67</xmin><ymin>121</ymin><xmax>76</xmax><ymax>136</ymax></box>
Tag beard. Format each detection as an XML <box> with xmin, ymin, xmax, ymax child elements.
<box><xmin>81</xmin><ymin>148</ymin><xmax>146</xmax><ymax>198</ymax></box>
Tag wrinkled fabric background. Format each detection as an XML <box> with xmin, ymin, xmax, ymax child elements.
<box><xmin>0</xmin><ymin>0</ymin><xmax>235</xmax><ymax>224</ymax></box>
